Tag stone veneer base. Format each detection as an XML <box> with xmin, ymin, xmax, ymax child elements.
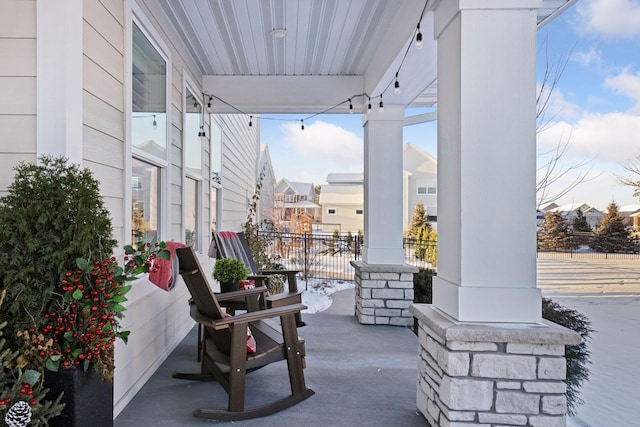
<box><xmin>350</xmin><ymin>260</ymin><xmax>418</xmax><ymax>326</ymax></box>
<box><xmin>410</xmin><ymin>304</ymin><xmax>581</xmax><ymax>427</ymax></box>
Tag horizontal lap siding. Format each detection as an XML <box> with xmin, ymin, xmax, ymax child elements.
<box><xmin>216</xmin><ymin>114</ymin><xmax>260</xmax><ymax>231</ymax></box>
<box><xmin>0</xmin><ymin>1</ymin><xmax>37</xmax><ymax>195</ymax></box>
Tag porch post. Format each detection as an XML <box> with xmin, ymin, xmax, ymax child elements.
<box><xmin>36</xmin><ymin>0</ymin><xmax>83</xmax><ymax>164</ymax></box>
<box><xmin>350</xmin><ymin>105</ymin><xmax>417</xmax><ymax>326</ymax></box>
<box><xmin>433</xmin><ymin>0</ymin><xmax>541</xmax><ymax>324</ymax></box>
<box><xmin>411</xmin><ymin>2</ymin><xmax>580</xmax><ymax>426</ymax></box>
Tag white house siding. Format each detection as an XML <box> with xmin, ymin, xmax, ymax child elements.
<box><xmin>215</xmin><ymin>114</ymin><xmax>260</xmax><ymax>231</ymax></box>
<box><xmin>0</xmin><ymin>0</ymin><xmax>38</xmax><ymax>195</ymax></box>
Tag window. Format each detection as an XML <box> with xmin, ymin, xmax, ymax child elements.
<box><xmin>131</xmin><ymin>21</ymin><xmax>168</xmax><ymax>249</ymax></box>
<box><xmin>131</xmin><ymin>158</ymin><xmax>160</xmax><ymax>248</ymax></box>
<box><xmin>417</xmin><ymin>179</ymin><xmax>437</xmax><ymax>195</ymax></box>
<box><xmin>184</xmin><ymin>88</ymin><xmax>202</xmax><ymax>176</ymax></box>
<box><xmin>132</xmin><ymin>22</ymin><xmax>167</xmax><ymax>159</ymax></box>
<box><xmin>184</xmin><ymin>87</ymin><xmax>202</xmax><ymax>250</ymax></box>
<box><xmin>185</xmin><ymin>177</ymin><xmax>198</xmax><ymax>248</ymax></box>
<box><xmin>355</xmin><ymin>209</ymin><xmax>363</xmax><ymax>215</ymax></box>
<box><xmin>328</xmin><ymin>209</ymin><xmax>336</xmax><ymax>215</ymax></box>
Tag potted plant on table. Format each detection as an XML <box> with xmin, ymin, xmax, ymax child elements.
<box><xmin>212</xmin><ymin>258</ymin><xmax>249</xmax><ymax>293</ymax></box>
<box><xmin>0</xmin><ymin>156</ymin><xmax>168</xmax><ymax>426</ymax></box>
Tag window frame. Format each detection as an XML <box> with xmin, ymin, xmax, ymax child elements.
<box><xmin>126</xmin><ymin>10</ymin><xmax>172</xmax><ymax>248</ymax></box>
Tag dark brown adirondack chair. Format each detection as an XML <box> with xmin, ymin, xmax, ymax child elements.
<box><xmin>173</xmin><ymin>246</ymin><xmax>314</xmax><ymax>420</ymax></box>
<box><xmin>212</xmin><ymin>231</ymin><xmax>305</xmax><ymax>326</ymax></box>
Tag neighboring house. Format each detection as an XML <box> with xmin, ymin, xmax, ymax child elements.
<box><xmin>257</xmin><ymin>144</ymin><xmax>277</xmax><ymax>223</ymax></box>
<box><xmin>319</xmin><ymin>173</ymin><xmax>364</xmax><ymax>233</ymax></box>
<box><xmin>317</xmin><ymin>144</ymin><xmax>438</xmax><ymax>234</ymax></box>
<box><xmin>274</xmin><ymin>179</ymin><xmax>320</xmax><ymax>230</ymax></box>
<box><xmin>549</xmin><ymin>203</ymin><xmax>604</xmax><ymax>229</ymax></box>
<box><xmin>403</xmin><ymin>143</ymin><xmax>438</xmax><ymax>228</ymax></box>
<box><xmin>0</xmin><ymin>3</ymin><xmax>260</xmax><ymax>416</ymax></box>
<box><xmin>616</xmin><ymin>204</ymin><xmax>640</xmax><ymax>226</ymax></box>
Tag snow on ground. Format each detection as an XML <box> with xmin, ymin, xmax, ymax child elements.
<box><xmin>298</xmin><ymin>278</ymin><xmax>355</xmax><ymax>314</ymax></box>
<box><xmin>538</xmin><ymin>257</ymin><xmax>640</xmax><ymax>426</ymax></box>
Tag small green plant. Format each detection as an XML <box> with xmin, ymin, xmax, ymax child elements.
<box><xmin>212</xmin><ymin>259</ymin><xmax>249</xmax><ymax>283</ymax></box>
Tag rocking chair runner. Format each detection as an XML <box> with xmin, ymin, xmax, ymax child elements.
<box><xmin>173</xmin><ymin>246</ymin><xmax>314</xmax><ymax>420</ymax></box>
<box><xmin>212</xmin><ymin>231</ymin><xmax>305</xmax><ymax>326</ymax></box>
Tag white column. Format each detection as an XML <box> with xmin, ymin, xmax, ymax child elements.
<box><xmin>432</xmin><ymin>0</ymin><xmax>542</xmax><ymax>323</ymax></box>
<box><xmin>36</xmin><ymin>0</ymin><xmax>83</xmax><ymax>164</ymax></box>
<box><xmin>362</xmin><ymin>105</ymin><xmax>405</xmax><ymax>265</ymax></box>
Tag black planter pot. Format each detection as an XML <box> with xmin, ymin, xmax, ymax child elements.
<box><xmin>220</xmin><ymin>280</ymin><xmax>239</xmax><ymax>293</ymax></box>
<box><xmin>44</xmin><ymin>368</ymin><xmax>113</xmax><ymax>427</ymax></box>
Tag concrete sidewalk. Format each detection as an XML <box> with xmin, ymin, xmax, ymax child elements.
<box><xmin>114</xmin><ymin>288</ymin><xmax>424</xmax><ymax>427</ymax></box>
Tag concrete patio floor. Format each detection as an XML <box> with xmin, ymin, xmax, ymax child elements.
<box><xmin>114</xmin><ymin>288</ymin><xmax>426</xmax><ymax>426</ymax></box>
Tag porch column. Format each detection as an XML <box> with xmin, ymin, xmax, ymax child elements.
<box><xmin>36</xmin><ymin>0</ymin><xmax>83</xmax><ymax>164</ymax></box>
<box><xmin>411</xmin><ymin>2</ymin><xmax>580</xmax><ymax>426</ymax></box>
<box><xmin>351</xmin><ymin>105</ymin><xmax>417</xmax><ymax>326</ymax></box>
<box><xmin>433</xmin><ymin>0</ymin><xmax>541</xmax><ymax>324</ymax></box>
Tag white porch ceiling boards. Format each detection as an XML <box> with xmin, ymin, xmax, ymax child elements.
<box><xmin>158</xmin><ymin>0</ymin><xmax>577</xmax><ymax>114</ymax></box>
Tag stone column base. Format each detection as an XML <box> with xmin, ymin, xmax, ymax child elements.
<box><xmin>410</xmin><ymin>304</ymin><xmax>581</xmax><ymax>427</ymax></box>
<box><xmin>351</xmin><ymin>261</ymin><xmax>418</xmax><ymax>326</ymax></box>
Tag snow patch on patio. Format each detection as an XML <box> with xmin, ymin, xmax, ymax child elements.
<box><xmin>298</xmin><ymin>279</ymin><xmax>355</xmax><ymax>314</ymax></box>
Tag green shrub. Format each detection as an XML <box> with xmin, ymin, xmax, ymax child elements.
<box><xmin>0</xmin><ymin>156</ymin><xmax>117</xmax><ymax>349</ymax></box>
<box><xmin>413</xmin><ymin>269</ymin><xmax>592</xmax><ymax>415</ymax></box>
<box><xmin>213</xmin><ymin>258</ymin><xmax>249</xmax><ymax>283</ymax></box>
<box><xmin>542</xmin><ymin>298</ymin><xmax>593</xmax><ymax>416</ymax></box>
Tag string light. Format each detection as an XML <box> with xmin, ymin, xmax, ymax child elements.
<box><xmin>152</xmin><ymin>114</ymin><xmax>157</xmax><ymax>129</ymax></box>
<box><xmin>196</xmin><ymin>1</ymin><xmax>429</xmax><ymax>129</ymax></box>
<box><xmin>207</xmin><ymin>96</ymin><xmax>212</xmax><ymax>112</ymax></box>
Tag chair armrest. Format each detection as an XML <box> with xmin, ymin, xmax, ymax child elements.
<box><xmin>190</xmin><ymin>303</ymin><xmax>307</xmax><ymax>330</ymax></box>
<box><xmin>215</xmin><ymin>286</ymin><xmax>268</xmax><ymax>302</ymax></box>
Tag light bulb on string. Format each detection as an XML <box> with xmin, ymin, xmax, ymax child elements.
<box><xmin>416</xmin><ymin>23</ymin><xmax>423</xmax><ymax>49</ymax></box>
<box><xmin>207</xmin><ymin>96</ymin><xmax>212</xmax><ymax>112</ymax></box>
<box><xmin>349</xmin><ymin>98</ymin><xmax>353</xmax><ymax>114</ymax></box>
<box><xmin>301</xmin><ymin>119</ymin><xmax>304</xmax><ymax>131</ymax></box>
<box><xmin>378</xmin><ymin>95</ymin><xmax>384</xmax><ymax>112</ymax></box>
<box><xmin>367</xmin><ymin>96</ymin><xmax>372</xmax><ymax>110</ymax></box>
<box><xmin>249</xmin><ymin>115</ymin><xmax>253</xmax><ymax>127</ymax></box>
<box><xmin>394</xmin><ymin>73</ymin><xmax>401</xmax><ymax>94</ymax></box>
<box><xmin>152</xmin><ymin>115</ymin><xmax>157</xmax><ymax>130</ymax></box>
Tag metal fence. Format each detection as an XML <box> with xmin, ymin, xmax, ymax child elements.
<box><xmin>537</xmin><ymin>232</ymin><xmax>640</xmax><ymax>260</ymax></box>
<box><xmin>257</xmin><ymin>231</ymin><xmax>437</xmax><ymax>282</ymax></box>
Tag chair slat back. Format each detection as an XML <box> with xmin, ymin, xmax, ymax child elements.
<box><xmin>213</xmin><ymin>231</ymin><xmax>259</xmax><ymax>275</ymax></box>
<box><xmin>175</xmin><ymin>246</ymin><xmax>225</xmax><ymax>320</ymax></box>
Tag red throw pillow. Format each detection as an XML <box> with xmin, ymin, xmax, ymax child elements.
<box><xmin>223</xmin><ymin>313</ymin><xmax>257</xmax><ymax>353</ymax></box>
<box><xmin>239</xmin><ymin>280</ymin><xmax>255</xmax><ymax>290</ymax></box>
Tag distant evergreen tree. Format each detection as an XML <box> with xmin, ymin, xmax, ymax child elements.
<box><xmin>572</xmin><ymin>209</ymin><xmax>592</xmax><ymax>232</ymax></box>
<box><xmin>590</xmin><ymin>202</ymin><xmax>632</xmax><ymax>253</ymax></box>
<box><xmin>538</xmin><ymin>211</ymin><xmax>572</xmax><ymax>251</ymax></box>
<box><xmin>407</xmin><ymin>203</ymin><xmax>430</xmax><ymax>238</ymax></box>
<box><xmin>572</xmin><ymin>209</ymin><xmax>592</xmax><ymax>247</ymax></box>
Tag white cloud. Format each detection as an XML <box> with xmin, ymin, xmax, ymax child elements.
<box><xmin>537</xmin><ymin>84</ymin><xmax>581</xmax><ymax>126</ymax></box>
<box><xmin>571</xmin><ymin>47</ymin><xmax>602</xmax><ymax>68</ymax></box>
<box><xmin>605</xmin><ymin>69</ymin><xmax>640</xmax><ymax>112</ymax></box>
<box><xmin>575</xmin><ymin>0</ymin><xmax>640</xmax><ymax>38</ymax></box>
<box><xmin>274</xmin><ymin>120</ymin><xmax>363</xmax><ymax>184</ymax></box>
<box><xmin>538</xmin><ymin>112</ymin><xmax>640</xmax><ymax>164</ymax></box>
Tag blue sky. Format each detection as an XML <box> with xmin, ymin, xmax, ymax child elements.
<box><xmin>260</xmin><ymin>0</ymin><xmax>640</xmax><ymax>211</ymax></box>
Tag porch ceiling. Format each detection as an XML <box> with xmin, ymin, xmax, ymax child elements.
<box><xmin>159</xmin><ymin>0</ymin><xmax>576</xmax><ymax>114</ymax></box>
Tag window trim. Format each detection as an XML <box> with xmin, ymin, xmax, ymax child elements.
<box><xmin>183</xmin><ymin>73</ymin><xmax>205</xmax><ymax>251</ymax></box>
<box><xmin>125</xmin><ymin>7</ymin><xmax>172</xmax><ymax>247</ymax></box>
